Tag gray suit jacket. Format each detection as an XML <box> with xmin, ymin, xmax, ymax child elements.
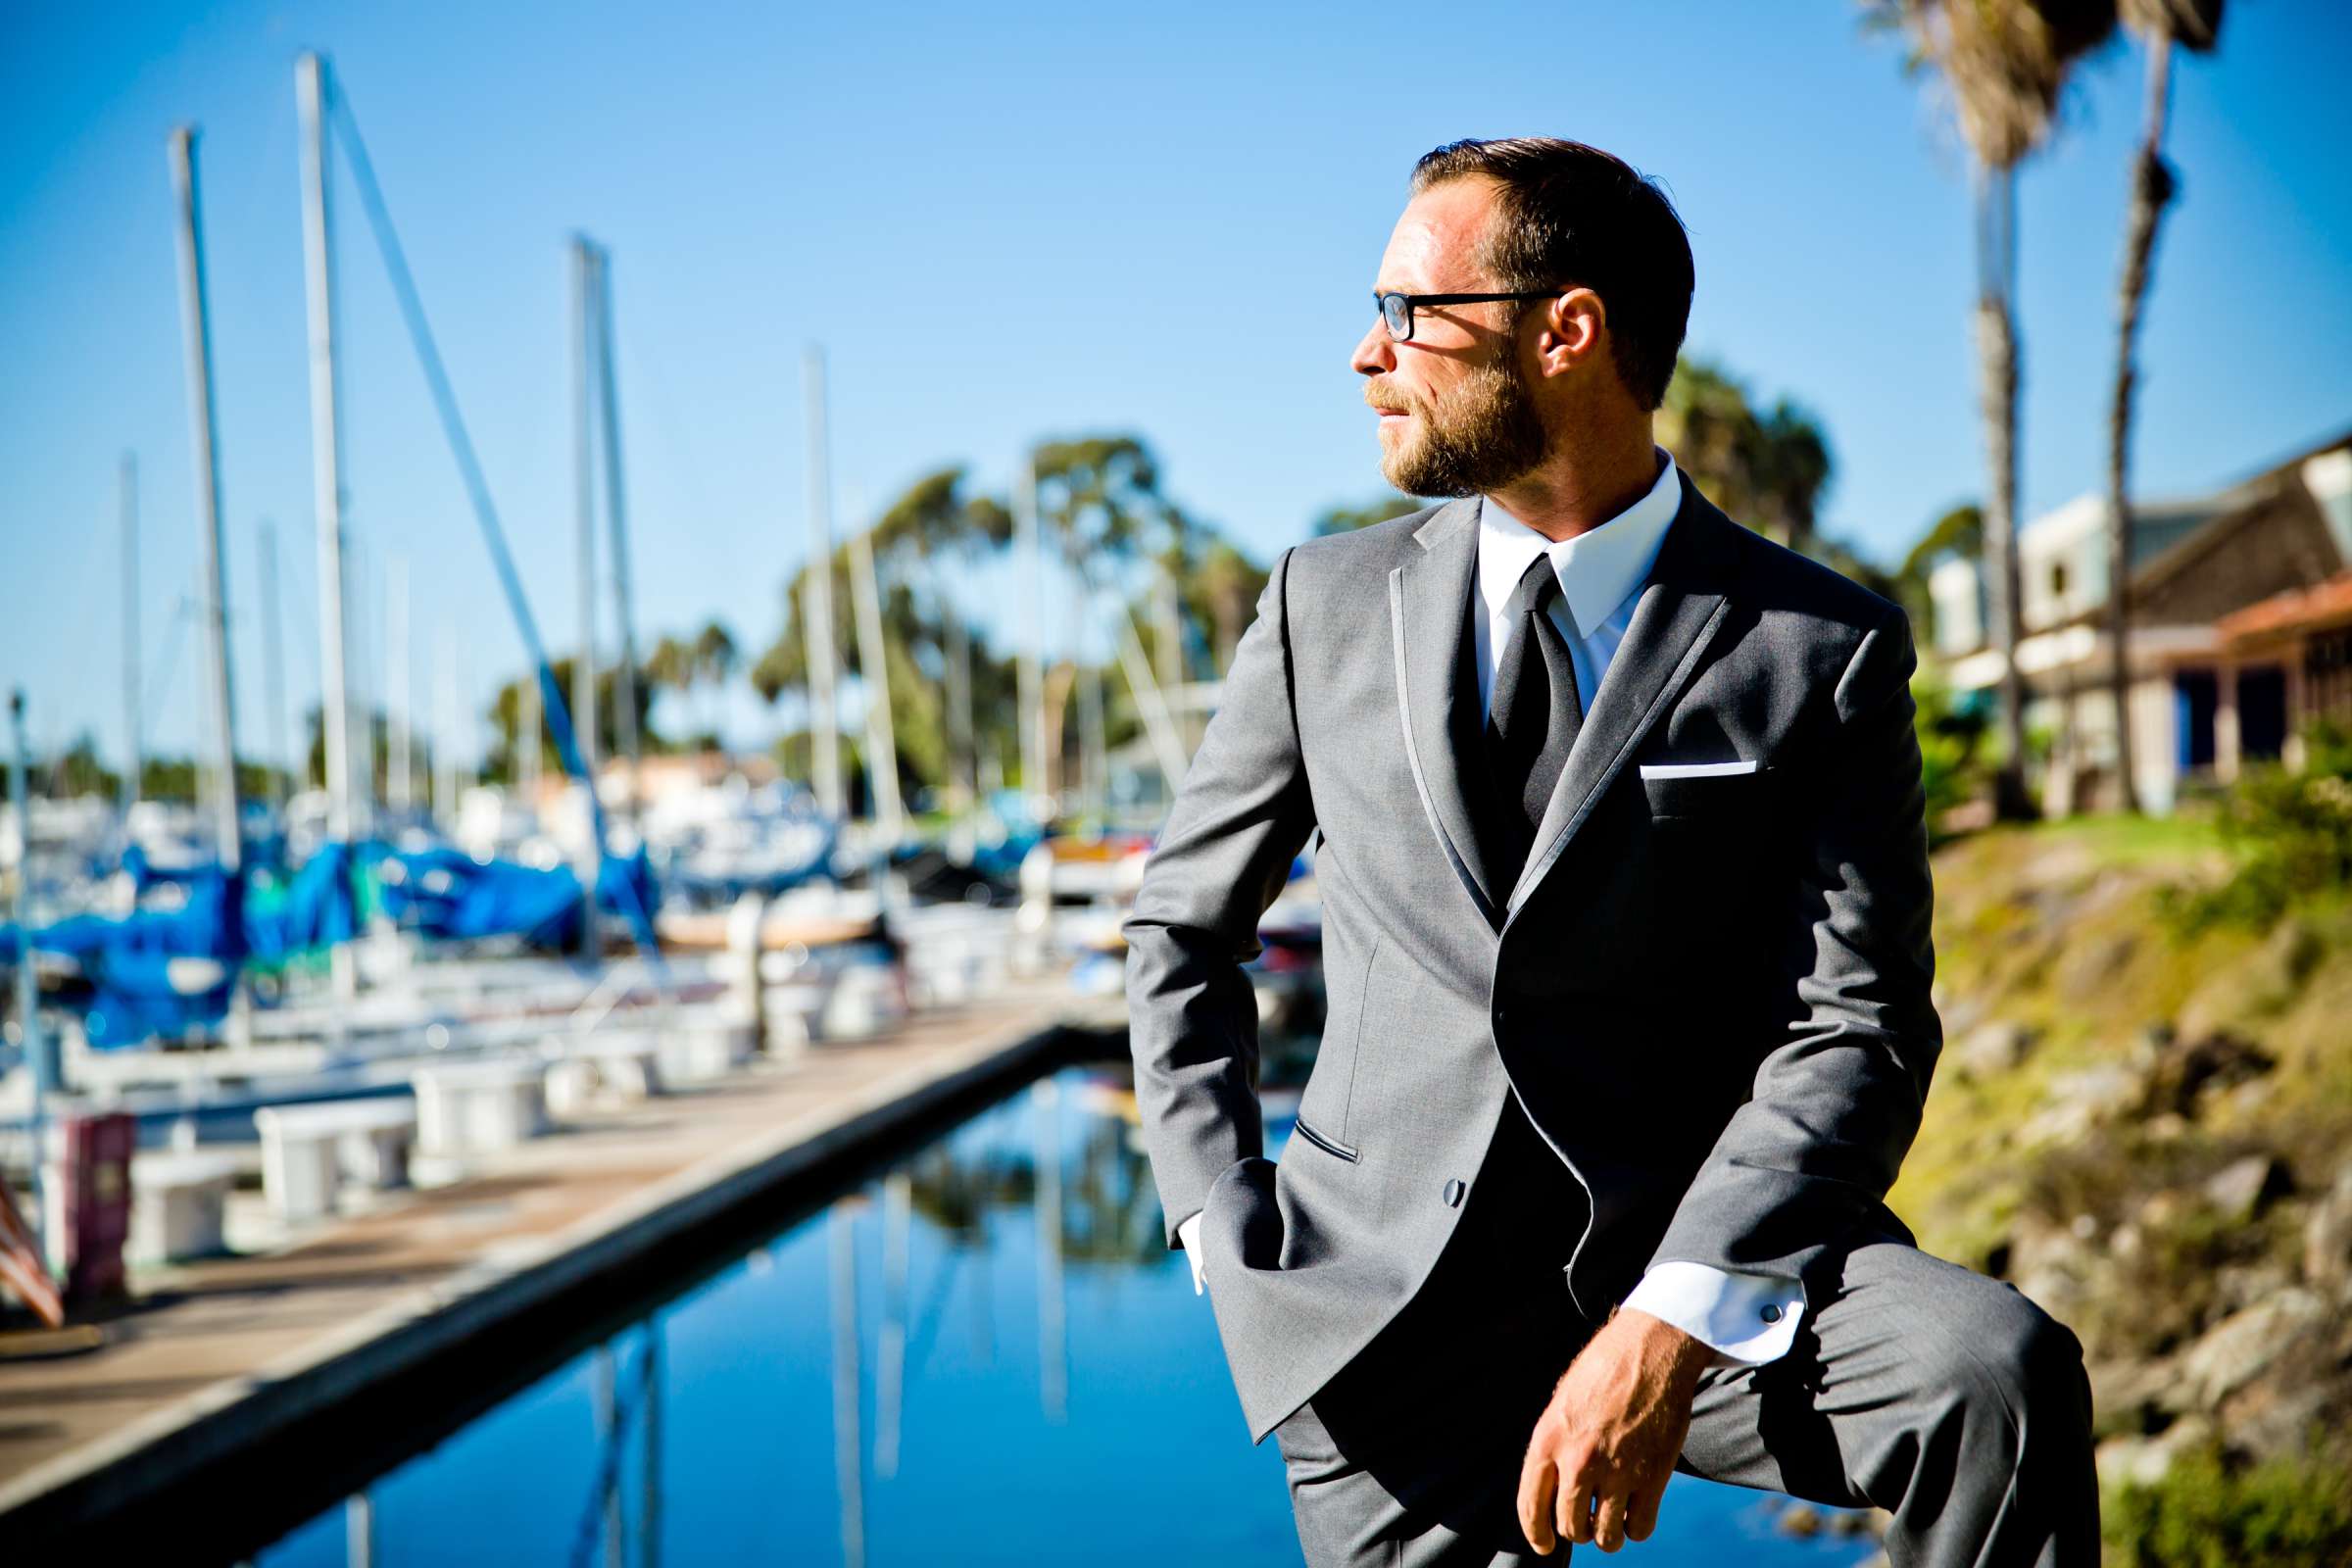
<box><xmin>1123</xmin><ymin>469</ymin><xmax>1941</xmax><ymax>1444</ymax></box>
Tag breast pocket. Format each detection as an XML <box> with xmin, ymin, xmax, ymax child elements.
<box><xmin>1639</xmin><ymin>764</ymin><xmax>1777</xmax><ymax>821</ymax></box>
<box><xmin>1640</xmin><ymin>766</ymin><xmax>1784</xmax><ymax>928</ymax></box>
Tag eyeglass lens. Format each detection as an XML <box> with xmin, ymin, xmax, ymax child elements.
<box><xmin>1379</xmin><ymin>293</ymin><xmax>1412</xmax><ymax>341</ymax></box>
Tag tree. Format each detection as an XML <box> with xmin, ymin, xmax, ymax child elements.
<box><xmin>1312</xmin><ymin>495</ymin><xmax>1423</xmax><ymax>536</ymax></box>
<box><xmin>754</xmin><ymin>466</ymin><xmax>1012</xmax><ymax>806</ymax></box>
<box><xmin>2104</xmin><ymin>0</ymin><xmax>2225</xmax><ymax>812</ymax></box>
<box><xmin>669</xmin><ymin>620</ymin><xmax>737</xmax><ymax>750</ymax></box>
<box><xmin>750</xmin><ymin>443</ymin><xmax>1262</xmax><ymax>810</ymax></box>
<box><xmin>1181</xmin><ymin>541</ymin><xmax>1267</xmax><ymax>677</ymax></box>
<box><xmin>862</xmin><ymin>470</ymin><xmax>1007</xmax><ymax>806</ymax></box>
<box><xmin>304</xmin><ymin>705</ymin><xmax>436</xmax><ymax>806</ymax></box>
<box><xmin>644</xmin><ymin>633</ymin><xmax>694</xmax><ymax>747</ymax></box>
<box><xmin>1867</xmin><ymin>0</ymin><xmax>2119</xmax><ymax>819</ymax></box>
<box><xmin>1895</xmin><ymin>502</ymin><xmax>1987</xmax><ymax>631</ymax></box>
<box><xmin>481</xmin><ymin>662</ymin><xmax>653</xmax><ymax>783</ymax></box>
<box><xmin>1029</xmin><ymin>436</ymin><xmax>1234</xmax><ymax>796</ymax></box>
<box><xmin>109</xmin><ymin>755</ymin><xmax>282</xmax><ymax>805</ymax></box>
<box><xmin>47</xmin><ymin>734</ymin><xmax>121</xmax><ymax>802</ymax></box>
<box><xmin>1658</xmin><ymin>357</ymin><xmax>1836</xmax><ymax>552</ymax></box>
<box><xmin>645</xmin><ymin>633</ymin><xmax>692</xmax><ymax>696</ymax></box>
<box><xmin>692</xmin><ymin>619</ymin><xmax>737</xmax><ymax>696</ymax></box>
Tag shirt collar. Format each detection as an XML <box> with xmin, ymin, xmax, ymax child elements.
<box><xmin>1477</xmin><ymin>447</ymin><xmax>1682</xmax><ymax>638</ymax></box>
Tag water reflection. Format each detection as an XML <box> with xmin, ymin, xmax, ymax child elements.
<box><xmin>259</xmin><ymin>1062</ymin><xmax>1877</xmax><ymax>1567</ymax></box>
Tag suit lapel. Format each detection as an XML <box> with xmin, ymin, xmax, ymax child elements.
<box><xmin>1502</xmin><ymin>470</ymin><xmax>1738</xmax><ymax>923</ymax></box>
<box><xmin>1389</xmin><ymin>497</ymin><xmax>1505</xmax><ymax>923</ymax></box>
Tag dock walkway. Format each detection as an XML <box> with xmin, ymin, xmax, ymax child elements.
<box><xmin>0</xmin><ymin>979</ymin><xmax>1122</xmax><ymax>1554</ymax></box>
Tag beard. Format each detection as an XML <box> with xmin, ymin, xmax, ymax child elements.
<box><xmin>1368</xmin><ymin>348</ymin><xmax>1549</xmax><ymax>499</ymax></box>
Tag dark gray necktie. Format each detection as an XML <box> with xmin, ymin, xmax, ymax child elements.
<box><xmin>1479</xmin><ymin>554</ymin><xmax>1583</xmax><ymax>893</ymax></box>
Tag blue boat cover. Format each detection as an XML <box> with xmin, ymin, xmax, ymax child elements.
<box><xmin>15</xmin><ymin>840</ymin><xmax>658</xmax><ymax>1048</ymax></box>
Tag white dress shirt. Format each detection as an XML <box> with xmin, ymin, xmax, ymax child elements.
<box><xmin>1177</xmin><ymin>446</ymin><xmax>1805</xmax><ymax>1368</ymax></box>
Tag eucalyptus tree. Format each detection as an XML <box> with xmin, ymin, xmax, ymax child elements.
<box><xmin>1027</xmin><ymin>436</ymin><xmax>1202</xmax><ymax>797</ymax></box>
<box><xmin>862</xmin><ymin>469</ymin><xmax>1009</xmax><ymax>809</ymax></box>
<box><xmin>1866</xmin><ymin>0</ymin><xmax>2118</xmax><ymax>818</ymax></box>
<box><xmin>754</xmin><ymin>466</ymin><xmax>1010</xmax><ymax>805</ymax></box>
<box><xmin>2103</xmin><ymin>0</ymin><xmax>2224</xmax><ymax>812</ymax></box>
<box><xmin>1186</xmin><ymin>541</ymin><xmax>1270</xmax><ymax>679</ymax></box>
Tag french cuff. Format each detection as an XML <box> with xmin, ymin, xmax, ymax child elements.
<box><xmin>1621</xmin><ymin>1261</ymin><xmax>1804</xmax><ymax>1366</ymax></box>
<box><xmin>1175</xmin><ymin>1210</ymin><xmax>1205</xmax><ymax>1296</ymax></box>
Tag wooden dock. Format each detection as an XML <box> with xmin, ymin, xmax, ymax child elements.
<box><xmin>0</xmin><ymin>978</ymin><xmax>1124</xmax><ymax>1559</ymax></box>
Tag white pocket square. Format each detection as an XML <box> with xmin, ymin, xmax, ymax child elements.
<box><xmin>1639</xmin><ymin>760</ymin><xmax>1759</xmax><ymax>779</ymax></box>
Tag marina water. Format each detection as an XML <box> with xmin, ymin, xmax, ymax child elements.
<box><xmin>258</xmin><ymin>1062</ymin><xmax>1879</xmax><ymax>1566</ymax></box>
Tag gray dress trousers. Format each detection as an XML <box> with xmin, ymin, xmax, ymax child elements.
<box><xmin>1269</xmin><ymin>1103</ymin><xmax>2098</xmax><ymax>1568</ymax></box>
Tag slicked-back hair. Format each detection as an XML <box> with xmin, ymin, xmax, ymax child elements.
<box><xmin>1410</xmin><ymin>137</ymin><xmax>1692</xmax><ymax>412</ymax></box>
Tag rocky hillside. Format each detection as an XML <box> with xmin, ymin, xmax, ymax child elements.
<box><xmin>1888</xmin><ymin>817</ymin><xmax>2352</xmax><ymax>1562</ymax></box>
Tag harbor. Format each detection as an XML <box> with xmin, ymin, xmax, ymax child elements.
<box><xmin>22</xmin><ymin>4</ymin><xmax>2351</xmax><ymax>1561</ymax></box>
<box><xmin>0</xmin><ymin>977</ymin><xmax>1122</xmax><ymax>1559</ymax></box>
<box><xmin>0</xmin><ymin>43</ymin><xmax>1856</xmax><ymax>1565</ymax></box>
<box><xmin>2</xmin><ymin>36</ymin><xmax>1209</xmax><ymax>1544</ymax></box>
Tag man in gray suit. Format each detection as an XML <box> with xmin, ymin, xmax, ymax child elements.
<box><xmin>1123</xmin><ymin>138</ymin><xmax>2097</xmax><ymax>1567</ymax></box>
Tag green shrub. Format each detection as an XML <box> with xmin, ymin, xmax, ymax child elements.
<box><xmin>2104</xmin><ymin>1443</ymin><xmax>2352</xmax><ymax>1567</ymax></box>
<box><xmin>1913</xmin><ymin>663</ymin><xmax>1989</xmax><ymax>831</ymax></box>
<box><xmin>2162</xmin><ymin>720</ymin><xmax>2352</xmax><ymax>935</ymax></box>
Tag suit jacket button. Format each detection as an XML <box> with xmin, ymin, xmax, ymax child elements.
<box><xmin>1443</xmin><ymin>1178</ymin><xmax>1466</xmax><ymax>1207</ymax></box>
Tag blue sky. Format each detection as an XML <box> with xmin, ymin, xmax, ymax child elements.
<box><xmin>3</xmin><ymin>0</ymin><xmax>2347</xmax><ymax>771</ymax></box>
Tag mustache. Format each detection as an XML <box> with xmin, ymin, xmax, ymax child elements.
<box><xmin>1363</xmin><ymin>378</ymin><xmax>1418</xmax><ymax>416</ymax></box>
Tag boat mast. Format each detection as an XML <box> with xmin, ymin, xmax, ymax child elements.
<box><xmin>120</xmin><ymin>453</ymin><xmax>140</xmax><ymax>818</ymax></box>
<box><xmin>590</xmin><ymin>244</ymin><xmax>641</xmax><ymax>821</ymax></box>
<box><xmin>570</xmin><ymin>236</ymin><xmax>600</xmax><ymax>795</ymax></box>
<box><xmin>386</xmin><ymin>554</ymin><xmax>412</xmax><ymax>817</ymax></box>
<box><xmin>259</xmin><ymin>519</ymin><xmax>291</xmax><ymax>808</ymax></box>
<box><xmin>433</xmin><ymin>617</ymin><xmax>459</xmax><ymax>829</ymax></box>
<box><xmin>297</xmin><ymin>55</ymin><xmax>356</xmax><ymax>851</ymax></box>
<box><xmin>803</xmin><ymin>346</ymin><xmax>843</xmax><ymax>820</ymax></box>
<box><xmin>1015</xmin><ymin>455</ymin><xmax>1045</xmax><ymax>812</ymax></box>
<box><xmin>943</xmin><ymin>586</ymin><xmax>975</xmax><ymax>814</ymax></box>
<box><xmin>847</xmin><ymin>508</ymin><xmax>902</xmax><ymax>843</ymax></box>
<box><xmin>10</xmin><ymin>689</ymin><xmax>52</xmax><ymax>1270</ymax></box>
<box><xmin>518</xmin><ymin>658</ymin><xmax>542</xmax><ymax>808</ymax></box>
<box><xmin>569</xmin><ymin>237</ymin><xmax>602</xmax><ymax>954</ymax></box>
<box><xmin>168</xmin><ymin>126</ymin><xmax>242</xmax><ymax>877</ymax></box>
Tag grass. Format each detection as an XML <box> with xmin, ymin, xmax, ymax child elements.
<box><xmin>2016</xmin><ymin>809</ymin><xmax>2228</xmax><ymax>867</ymax></box>
<box><xmin>2105</xmin><ymin>1443</ymin><xmax>2352</xmax><ymax>1568</ymax></box>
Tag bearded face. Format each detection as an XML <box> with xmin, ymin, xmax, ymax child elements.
<box><xmin>1366</xmin><ymin>329</ymin><xmax>1549</xmax><ymax>499</ymax></box>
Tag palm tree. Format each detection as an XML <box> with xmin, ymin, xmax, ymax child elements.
<box><xmin>692</xmin><ymin>619</ymin><xmax>737</xmax><ymax>749</ymax></box>
<box><xmin>2103</xmin><ymin>0</ymin><xmax>2224</xmax><ymax>813</ymax></box>
<box><xmin>1868</xmin><ymin>0</ymin><xmax>2118</xmax><ymax>819</ymax></box>
<box><xmin>645</xmin><ymin>633</ymin><xmax>692</xmax><ymax>746</ymax></box>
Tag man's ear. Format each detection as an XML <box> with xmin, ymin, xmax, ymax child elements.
<box><xmin>1535</xmin><ymin>287</ymin><xmax>1606</xmax><ymax>379</ymax></box>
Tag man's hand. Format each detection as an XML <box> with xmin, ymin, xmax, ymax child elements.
<box><xmin>1516</xmin><ymin>1308</ymin><xmax>1711</xmax><ymax>1555</ymax></box>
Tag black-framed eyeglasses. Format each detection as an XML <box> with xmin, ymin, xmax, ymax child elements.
<box><xmin>1375</xmin><ymin>289</ymin><xmax>1557</xmax><ymax>342</ymax></box>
